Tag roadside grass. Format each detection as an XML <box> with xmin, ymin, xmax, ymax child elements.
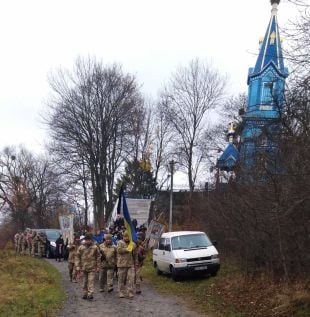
<box><xmin>142</xmin><ymin>253</ymin><xmax>310</xmax><ymax>317</ymax></box>
<box><xmin>0</xmin><ymin>249</ymin><xmax>65</xmax><ymax>317</ymax></box>
<box><xmin>142</xmin><ymin>253</ymin><xmax>241</xmax><ymax>317</ymax></box>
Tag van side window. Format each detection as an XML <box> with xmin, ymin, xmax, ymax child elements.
<box><xmin>159</xmin><ymin>238</ymin><xmax>165</xmax><ymax>250</ymax></box>
<box><xmin>165</xmin><ymin>238</ymin><xmax>171</xmax><ymax>251</ymax></box>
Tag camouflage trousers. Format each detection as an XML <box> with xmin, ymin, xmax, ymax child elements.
<box><xmin>15</xmin><ymin>243</ymin><xmax>19</xmax><ymax>254</ymax></box>
<box><xmin>82</xmin><ymin>271</ymin><xmax>96</xmax><ymax>296</ymax></box>
<box><xmin>99</xmin><ymin>268</ymin><xmax>114</xmax><ymax>291</ymax></box>
<box><xmin>31</xmin><ymin>242</ymin><xmax>37</xmax><ymax>257</ymax></box>
<box><xmin>135</xmin><ymin>266</ymin><xmax>143</xmax><ymax>293</ymax></box>
<box><xmin>68</xmin><ymin>262</ymin><xmax>76</xmax><ymax>281</ymax></box>
<box><xmin>37</xmin><ymin>242</ymin><xmax>45</xmax><ymax>257</ymax></box>
<box><xmin>118</xmin><ymin>267</ymin><xmax>134</xmax><ymax>297</ymax></box>
<box><xmin>21</xmin><ymin>243</ymin><xmax>27</xmax><ymax>255</ymax></box>
<box><xmin>27</xmin><ymin>241</ymin><xmax>32</xmax><ymax>256</ymax></box>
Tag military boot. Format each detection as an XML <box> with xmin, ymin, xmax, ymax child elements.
<box><xmin>136</xmin><ymin>284</ymin><xmax>141</xmax><ymax>294</ymax></box>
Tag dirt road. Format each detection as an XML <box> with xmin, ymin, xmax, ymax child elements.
<box><xmin>48</xmin><ymin>259</ymin><xmax>203</xmax><ymax>317</ymax></box>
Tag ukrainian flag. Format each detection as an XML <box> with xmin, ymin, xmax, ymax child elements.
<box><xmin>119</xmin><ymin>190</ymin><xmax>137</xmax><ymax>251</ymax></box>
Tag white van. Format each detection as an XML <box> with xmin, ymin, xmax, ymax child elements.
<box><xmin>152</xmin><ymin>231</ymin><xmax>220</xmax><ymax>280</ymax></box>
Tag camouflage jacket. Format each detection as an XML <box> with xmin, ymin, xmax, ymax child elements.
<box><xmin>99</xmin><ymin>243</ymin><xmax>116</xmax><ymax>269</ymax></box>
<box><xmin>14</xmin><ymin>233</ymin><xmax>20</xmax><ymax>244</ymax></box>
<box><xmin>135</xmin><ymin>245</ymin><xmax>146</xmax><ymax>267</ymax></box>
<box><xmin>38</xmin><ymin>234</ymin><xmax>46</xmax><ymax>244</ymax></box>
<box><xmin>76</xmin><ymin>244</ymin><xmax>100</xmax><ymax>272</ymax></box>
<box><xmin>116</xmin><ymin>240</ymin><xmax>136</xmax><ymax>268</ymax></box>
<box><xmin>18</xmin><ymin>234</ymin><xmax>23</xmax><ymax>244</ymax></box>
<box><xmin>27</xmin><ymin>232</ymin><xmax>33</xmax><ymax>243</ymax></box>
<box><xmin>32</xmin><ymin>234</ymin><xmax>38</xmax><ymax>245</ymax></box>
<box><xmin>22</xmin><ymin>234</ymin><xmax>28</xmax><ymax>245</ymax></box>
<box><xmin>19</xmin><ymin>234</ymin><xmax>27</xmax><ymax>245</ymax></box>
<box><xmin>68</xmin><ymin>245</ymin><xmax>77</xmax><ymax>264</ymax></box>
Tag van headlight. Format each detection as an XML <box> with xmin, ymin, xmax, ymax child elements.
<box><xmin>211</xmin><ymin>254</ymin><xmax>219</xmax><ymax>259</ymax></box>
<box><xmin>175</xmin><ymin>258</ymin><xmax>187</xmax><ymax>263</ymax></box>
<box><xmin>50</xmin><ymin>241</ymin><xmax>56</xmax><ymax>247</ymax></box>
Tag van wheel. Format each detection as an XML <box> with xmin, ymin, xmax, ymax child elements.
<box><xmin>154</xmin><ymin>262</ymin><xmax>162</xmax><ymax>275</ymax></box>
<box><xmin>171</xmin><ymin>267</ymin><xmax>179</xmax><ymax>281</ymax></box>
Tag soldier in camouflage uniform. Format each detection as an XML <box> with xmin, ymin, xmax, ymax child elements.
<box><xmin>17</xmin><ymin>233</ymin><xmax>22</xmax><ymax>254</ymax></box>
<box><xmin>37</xmin><ymin>232</ymin><xmax>46</xmax><ymax>257</ymax></box>
<box><xmin>18</xmin><ymin>231</ymin><xmax>27</xmax><ymax>255</ymax></box>
<box><xmin>68</xmin><ymin>241</ymin><xmax>78</xmax><ymax>282</ymax></box>
<box><xmin>116</xmin><ymin>231</ymin><xmax>136</xmax><ymax>299</ymax></box>
<box><xmin>76</xmin><ymin>233</ymin><xmax>100</xmax><ymax>300</ymax></box>
<box><xmin>14</xmin><ymin>231</ymin><xmax>21</xmax><ymax>254</ymax></box>
<box><xmin>31</xmin><ymin>231</ymin><xmax>38</xmax><ymax>257</ymax></box>
<box><xmin>99</xmin><ymin>234</ymin><xmax>116</xmax><ymax>292</ymax></box>
<box><xmin>22</xmin><ymin>231</ymin><xmax>28</xmax><ymax>255</ymax></box>
<box><xmin>134</xmin><ymin>237</ymin><xmax>146</xmax><ymax>294</ymax></box>
<box><xmin>27</xmin><ymin>229</ymin><xmax>33</xmax><ymax>256</ymax></box>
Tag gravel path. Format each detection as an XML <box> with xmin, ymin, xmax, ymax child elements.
<box><xmin>47</xmin><ymin>259</ymin><xmax>204</xmax><ymax>317</ymax></box>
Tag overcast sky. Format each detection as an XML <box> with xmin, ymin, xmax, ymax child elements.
<box><xmin>0</xmin><ymin>0</ymin><xmax>304</xmax><ymax>154</ymax></box>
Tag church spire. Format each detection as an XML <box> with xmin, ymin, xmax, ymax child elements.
<box><xmin>252</xmin><ymin>0</ymin><xmax>286</xmax><ymax>76</ymax></box>
<box><xmin>217</xmin><ymin>0</ymin><xmax>289</xmax><ymax>171</ymax></box>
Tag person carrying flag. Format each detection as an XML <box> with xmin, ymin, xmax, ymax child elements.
<box><xmin>117</xmin><ymin>231</ymin><xmax>136</xmax><ymax>299</ymax></box>
<box><xmin>116</xmin><ymin>188</ymin><xmax>138</xmax><ymax>299</ymax></box>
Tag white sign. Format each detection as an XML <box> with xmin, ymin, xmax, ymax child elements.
<box><xmin>59</xmin><ymin>214</ymin><xmax>74</xmax><ymax>244</ymax></box>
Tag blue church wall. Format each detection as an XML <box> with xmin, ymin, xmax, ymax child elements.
<box><xmin>248</xmin><ymin>79</ymin><xmax>259</xmax><ymax>108</ymax></box>
<box><xmin>247</xmin><ymin>65</ymin><xmax>286</xmax><ymax>117</ymax></box>
<box><xmin>217</xmin><ymin>1</ymin><xmax>288</xmax><ymax>172</ymax></box>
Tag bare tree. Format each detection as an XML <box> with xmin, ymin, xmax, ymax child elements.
<box><xmin>0</xmin><ymin>147</ymin><xmax>33</xmax><ymax>229</ymax></box>
<box><xmin>162</xmin><ymin>59</ymin><xmax>226</xmax><ymax>192</ymax></box>
<box><xmin>0</xmin><ymin>146</ymin><xmax>66</xmax><ymax>229</ymax></box>
<box><xmin>284</xmin><ymin>1</ymin><xmax>310</xmax><ymax>79</ymax></box>
<box><xmin>150</xmin><ymin>97</ymin><xmax>174</xmax><ymax>189</ymax></box>
<box><xmin>45</xmin><ymin>57</ymin><xmax>144</xmax><ymax>227</ymax></box>
<box><xmin>47</xmin><ymin>147</ymin><xmax>91</xmax><ymax>228</ymax></box>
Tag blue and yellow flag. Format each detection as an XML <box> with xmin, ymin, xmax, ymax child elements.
<box><xmin>118</xmin><ymin>189</ymin><xmax>137</xmax><ymax>251</ymax></box>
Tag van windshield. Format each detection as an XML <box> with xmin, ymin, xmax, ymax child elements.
<box><xmin>171</xmin><ymin>234</ymin><xmax>212</xmax><ymax>250</ymax></box>
<box><xmin>45</xmin><ymin>230</ymin><xmax>61</xmax><ymax>241</ymax></box>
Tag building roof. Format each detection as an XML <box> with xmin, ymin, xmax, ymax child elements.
<box><xmin>251</xmin><ymin>2</ymin><xmax>286</xmax><ymax>77</ymax></box>
<box><xmin>217</xmin><ymin>143</ymin><xmax>240</xmax><ymax>171</ymax></box>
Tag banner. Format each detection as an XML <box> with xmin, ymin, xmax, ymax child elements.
<box><xmin>145</xmin><ymin>220</ymin><xmax>165</xmax><ymax>249</ymax></box>
<box><xmin>59</xmin><ymin>214</ymin><xmax>74</xmax><ymax>244</ymax></box>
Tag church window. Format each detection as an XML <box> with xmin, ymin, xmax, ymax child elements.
<box><xmin>262</xmin><ymin>82</ymin><xmax>274</xmax><ymax>104</ymax></box>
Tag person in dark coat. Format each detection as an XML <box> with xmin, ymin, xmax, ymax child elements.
<box><xmin>132</xmin><ymin>218</ymin><xmax>138</xmax><ymax>232</ymax></box>
<box><xmin>56</xmin><ymin>234</ymin><xmax>64</xmax><ymax>262</ymax></box>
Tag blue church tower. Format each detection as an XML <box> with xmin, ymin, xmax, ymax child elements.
<box><xmin>217</xmin><ymin>0</ymin><xmax>288</xmax><ymax>171</ymax></box>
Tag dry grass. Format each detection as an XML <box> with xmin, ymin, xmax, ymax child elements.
<box><xmin>0</xmin><ymin>249</ymin><xmax>65</xmax><ymax>317</ymax></box>
<box><xmin>143</xmin><ymin>253</ymin><xmax>310</xmax><ymax>317</ymax></box>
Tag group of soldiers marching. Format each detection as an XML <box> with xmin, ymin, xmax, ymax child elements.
<box><xmin>13</xmin><ymin>227</ymin><xmax>146</xmax><ymax>301</ymax></box>
<box><xmin>14</xmin><ymin>229</ymin><xmax>47</xmax><ymax>257</ymax></box>
<box><xmin>69</xmin><ymin>231</ymin><xmax>146</xmax><ymax>300</ymax></box>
